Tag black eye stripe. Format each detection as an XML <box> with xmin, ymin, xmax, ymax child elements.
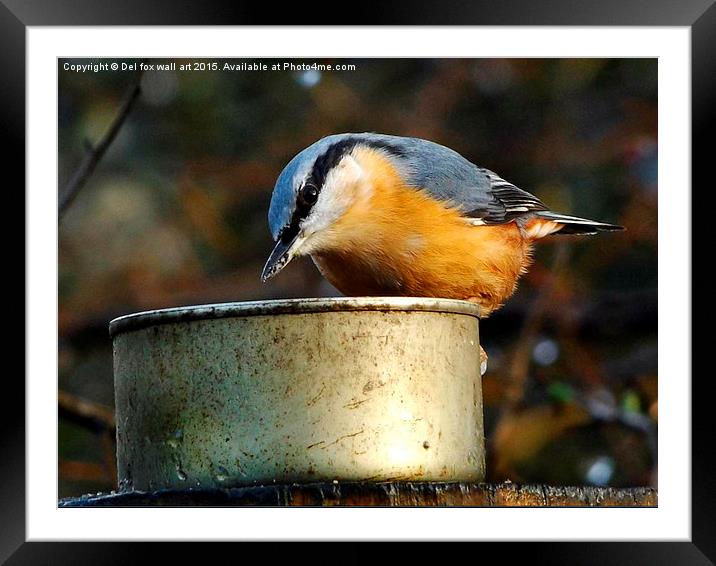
<box><xmin>287</xmin><ymin>140</ymin><xmax>359</xmax><ymax>234</ymax></box>
<box><xmin>278</xmin><ymin>137</ymin><xmax>405</xmax><ymax>243</ymax></box>
<box><xmin>309</xmin><ymin>137</ymin><xmax>406</xmax><ymax>190</ymax></box>
<box><xmin>309</xmin><ymin>139</ymin><xmax>359</xmax><ymax>189</ymax></box>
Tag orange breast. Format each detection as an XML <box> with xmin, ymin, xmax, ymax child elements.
<box><xmin>310</xmin><ymin>148</ymin><xmax>533</xmax><ymax>316</ymax></box>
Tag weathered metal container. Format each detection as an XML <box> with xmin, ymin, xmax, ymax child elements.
<box><xmin>110</xmin><ymin>297</ymin><xmax>485</xmax><ymax>491</ymax></box>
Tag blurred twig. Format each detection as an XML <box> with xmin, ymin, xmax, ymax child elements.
<box><xmin>488</xmin><ymin>242</ymin><xmax>571</xmax><ymax>477</ymax></box>
<box><xmin>502</xmin><ymin>241</ymin><xmax>571</xmax><ymax>409</ymax></box>
<box><xmin>58</xmin><ymin>68</ymin><xmax>144</xmax><ymax>218</ymax></box>
<box><xmin>58</xmin><ymin>390</ymin><xmax>115</xmax><ymax>431</ymax></box>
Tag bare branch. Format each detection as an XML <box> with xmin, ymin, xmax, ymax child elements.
<box><xmin>58</xmin><ymin>69</ymin><xmax>144</xmax><ymax>218</ymax></box>
<box><xmin>502</xmin><ymin>241</ymin><xmax>571</xmax><ymax>409</ymax></box>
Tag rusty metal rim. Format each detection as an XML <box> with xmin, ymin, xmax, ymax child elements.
<box><xmin>109</xmin><ymin>296</ymin><xmax>481</xmax><ymax>337</ymax></box>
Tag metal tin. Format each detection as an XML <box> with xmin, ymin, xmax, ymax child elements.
<box><xmin>111</xmin><ymin>297</ymin><xmax>485</xmax><ymax>491</ymax></box>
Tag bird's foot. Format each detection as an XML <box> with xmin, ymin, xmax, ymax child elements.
<box><xmin>479</xmin><ymin>345</ymin><xmax>488</xmax><ymax>376</ymax></box>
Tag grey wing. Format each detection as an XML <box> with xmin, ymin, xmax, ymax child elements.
<box><xmin>394</xmin><ymin>136</ymin><xmax>548</xmax><ymax>224</ymax></box>
<box><xmin>468</xmin><ymin>167</ymin><xmax>548</xmax><ymax>223</ymax></box>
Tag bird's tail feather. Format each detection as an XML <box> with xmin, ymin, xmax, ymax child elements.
<box><xmin>534</xmin><ymin>211</ymin><xmax>624</xmax><ymax>235</ymax></box>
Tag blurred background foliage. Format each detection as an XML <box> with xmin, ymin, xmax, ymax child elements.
<box><xmin>58</xmin><ymin>58</ymin><xmax>657</xmax><ymax>498</ymax></box>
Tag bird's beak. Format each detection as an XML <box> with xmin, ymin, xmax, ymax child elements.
<box><xmin>261</xmin><ymin>232</ymin><xmax>307</xmax><ymax>282</ymax></box>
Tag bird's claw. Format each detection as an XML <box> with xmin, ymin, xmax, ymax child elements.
<box><xmin>479</xmin><ymin>345</ymin><xmax>488</xmax><ymax>376</ymax></box>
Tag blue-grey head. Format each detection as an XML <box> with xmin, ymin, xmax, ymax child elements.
<box><xmin>261</xmin><ymin>132</ymin><xmax>418</xmax><ymax>282</ymax></box>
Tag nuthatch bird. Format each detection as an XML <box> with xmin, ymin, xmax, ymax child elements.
<box><xmin>261</xmin><ymin>133</ymin><xmax>623</xmax><ymax>369</ymax></box>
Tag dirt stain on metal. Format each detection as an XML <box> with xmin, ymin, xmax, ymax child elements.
<box><xmin>343</xmin><ymin>398</ymin><xmax>370</xmax><ymax>410</ymax></box>
<box><xmin>306</xmin><ymin>383</ymin><xmax>327</xmax><ymax>407</ymax></box>
<box><xmin>362</xmin><ymin>380</ymin><xmax>385</xmax><ymax>394</ymax></box>
<box><xmin>322</xmin><ymin>429</ymin><xmax>365</xmax><ymax>449</ymax></box>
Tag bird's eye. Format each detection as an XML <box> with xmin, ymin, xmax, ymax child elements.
<box><xmin>300</xmin><ymin>184</ymin><xmax>319</xmax><ymax>206</ymax></box>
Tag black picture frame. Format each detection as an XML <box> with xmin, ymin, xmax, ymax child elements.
<box><xmin>8</xmin><ymin>0</ymin><xmax>709</xmax><ymax>562</ymax></box>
